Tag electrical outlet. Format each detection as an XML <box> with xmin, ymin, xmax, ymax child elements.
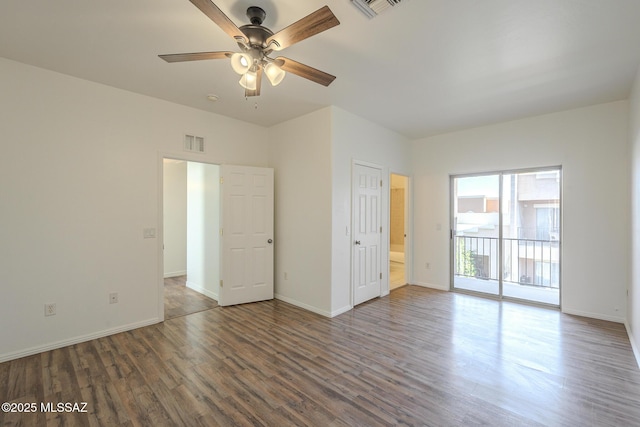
<box><xmin>109</xmin><ymin>293</ymin><xmax>118</xmax><ymax>304</ymax></box>
<box><xmin>44</xmin><ymin>303</ymin><xmax>56</xmax><ymax>316</ymax></box>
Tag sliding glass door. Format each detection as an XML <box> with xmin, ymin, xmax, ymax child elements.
<box><xmin>501</xmin><ymin>170</ymin><xmax>560</xmax><ymax>305</ymax></box>
<box><xmin>452</xmin><ymin>174</ymin><xmax>501</xmax><ymax>296</ymax></box>
<box><xmin>452</xmin><ymin>168</ymin><xmax>561</xmax><ymax>306</ymax></box>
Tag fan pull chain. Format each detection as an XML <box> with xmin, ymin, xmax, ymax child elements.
<box><xmin>244</xmin><ymin>96</ymin><xmax>259</xmax><ymax>110</ymax></box>
<box><xmin>244</xmin><ymin>96</ymin><xmax>259</xmax><ymax>109</ymax></box>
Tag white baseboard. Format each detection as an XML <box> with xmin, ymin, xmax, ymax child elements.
<box><xmin>186</xmin><ymin>281</ymin><xmax>218</xmax><ymax>301</ymax></box>
<box><xmin>164</xmin><ymin>270</ymin><xmax>186</xmax><ymax>278</ymax></box>
<box><xmin>561</xmin><ymin>307</ymin><xmax>625</xmax><ymax>324</ymax></box>
<box><xmin>274</xmin><ymin>293</ymin><xmax>343</xmax><ymax>318</ymax></box>
<box><xmin>330</xmin><ymin>304</ymin><xmax>353</xmax><ymax>317</ymax></box>
<box><xmin>625</xmin><ymin>321</ymin><xmax>640</xmax><ymax>368</ymax></box>
<box><xmin>0</xmin><ymin>317</ymin><xmax>160</xmax><ymax>364</ymax></box>
<box><xmin>413</xmin><ymin>281</ymin><xmax>449</xmax><ymax>291</ymax></box>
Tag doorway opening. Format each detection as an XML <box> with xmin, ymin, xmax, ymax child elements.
<box><xmin>451</xmin><ymin>167</ymin><xmax>561</xmax><ymax>307</ymax></box>
<box><xmin>390</xmin><ymin>174</ymin><xmax>408</xmax><ymax>290</ymax></box>
<box><xmin>161</xmin><ymin>160</ymin><xmax>274</xmax><ymax>318</ymax></box>
<box><xmin>162</xmin><ymin>159</ymin><xmax>219</xmax><ymax>320</ymax></box>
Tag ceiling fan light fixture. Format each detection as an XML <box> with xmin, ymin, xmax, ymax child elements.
<box><xmin>230</xmin><ymin>52</ymin><xmax>252</xmax><ymax>74</ymax></box>
<box><xmin>160</xmin><ymin>3</ymin><xmax>340</xmax><ymax>97</ymax></box>
<box><xmin>239</xmin><ymin>69</ymin><xmax>258</xmax><ymax>90</ymax></box>
<box><xmin>265</xmin><ymin>63</ymin><xmax>286</xmax><ymax>86</ymax></box>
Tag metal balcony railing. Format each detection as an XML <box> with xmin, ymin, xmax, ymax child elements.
<box><xmin>517</xmin><ymin>227</ymin><xmax>560</xmax><ymax>241</ymax></box>
<box><xmin>454</xmin><ymin>235</ymin><xmax>559</xmax><ymax>289</ymax></box>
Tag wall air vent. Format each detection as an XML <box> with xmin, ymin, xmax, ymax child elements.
<box><xmin>351</xmin><ymin>0</ymin><xmax>405</xmax><ymax>19</ymax></box>
<box><xmin>184</xmin><ymin>134</ymin><xmax>205</xmax><ymax>153</ymax></box>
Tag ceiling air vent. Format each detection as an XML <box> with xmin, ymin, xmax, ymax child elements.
<box><xmin>184</xmin><ymin>134</ymin><xmax>205</xmax><ymax>153</ymax></box>
<box><xmin>351</xmin><ymin>0</ymin><xmax>405</xmax><ymax>19</ymax></box>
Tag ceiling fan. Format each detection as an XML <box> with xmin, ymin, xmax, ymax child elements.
<box><xmin>159</xmin><ymin>0</ymin><xmax>340</xmax><ymax>97</ymax></box>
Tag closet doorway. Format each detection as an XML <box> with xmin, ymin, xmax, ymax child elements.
<box><xmin>390</xmin><ymin>174</ymin><xmax>408</xmax><ymax>290</ymax></box>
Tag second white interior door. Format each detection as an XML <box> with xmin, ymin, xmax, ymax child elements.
<box><xmin>353</xmin><ymin>163</ymin><xmax>382</xmax><ymax>306</ymax></box>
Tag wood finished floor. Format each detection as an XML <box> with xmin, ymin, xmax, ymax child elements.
<box><xmin>164</xmin><ymin>276</ymin><xmax>218</xmax><ymax>320</ymax></box>
<box><xmin>2</xmin><ymin>286</ymin><xmax>640</xmax><ymax>426</ymax></box>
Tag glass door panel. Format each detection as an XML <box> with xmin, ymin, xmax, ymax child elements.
<box><xmin>501</xmin><ymin>171</ymin><xmax>560</xmax><ymax>305</ymax></box>
<box><xmin>452</xmin><ymin>175</ymin><xmax>500</xmax><ymax>296</ymax></box>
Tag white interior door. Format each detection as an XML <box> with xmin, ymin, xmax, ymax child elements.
<box><xmin>353</xmin><ymin>163</ymin><xmax>382</xmax><ymax>305</ymax></box>
<box><xmin>219</xmin><ymin>165</ymin><xmax>274</xmax><ymax>306</ymax></box>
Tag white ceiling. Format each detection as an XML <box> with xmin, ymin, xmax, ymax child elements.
<box><xmin>1</xmin><ymin>0</ymin><xmax>639</xmax><ymax>139</ymax></box>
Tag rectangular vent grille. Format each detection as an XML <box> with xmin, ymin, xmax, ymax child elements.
<box><xmin>184</xmin><ymin>134</ymin><xmax>205</xmax><ymax>153</ymax></box>
<box><xmin>351</xmin><ymin>0</ymin><xmax>404</xmax><ymax>19</ymax></box>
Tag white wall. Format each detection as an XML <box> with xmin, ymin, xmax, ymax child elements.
<box><xmin>267</xmin><ymin>107</ymin><xmax>411</xmax><ymax>317</ymax></box>
<box><xmin>163</xmin><ymin>160</ymin><xmax>187</xmax><ymax>277</ymax></box>
<box><xmin>330</xmin><ymin>107</ymin><xmax>411</xmax><ymax>314</ymax></box>
<box><xmin>0</xmin><ymin>58</ymin><xmax>268</xmax><ymax>362</ymax></box>
<box><xmin>186</xmin><ymin>162</ymin><xmax>220</xmax><ymax>300</ymax></box>
<box><xmin>411</xmin><ymin>101</ymin><xmax>630</xmax><ymax>322</ymax></box>
<box><xmin>268</xmin><ymin>108</ymin><xmax>333</xmax><ymax>315</ymax></box>
<box><xmin>629</xmin><ymin>66</ymin><xmax>640</xmax><ymax>364</ymax></box>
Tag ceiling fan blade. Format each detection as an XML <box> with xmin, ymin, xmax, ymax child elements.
<box><xmin>276</xmin><ymin>57</ymin><xmax>336</xmax><ymax>87</ymax></box>
<box><xmin>158</xmin><ymin>51</ymin><xmax>233</xmax><ymax>63</ymax></box>
<box><xmin>188</xmin><ymin>0</ymin><xmax>247</xmax><ymax>43</ymax></box>
<box><xmin>266</xmin><ymin>6</ymin><xmax>339</xmax><ymax>51</ymax></box>
<box><xmin>245</xmin><ymin>67</ymin><xmax>263</xmax><ymax>97</ymax></box>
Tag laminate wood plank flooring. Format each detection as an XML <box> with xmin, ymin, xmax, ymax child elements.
<box><xmin>2</xmin><ymin>286</ymin><xmax>640</xmax><ymax>426</ymax></box>
<box><xmin>164</xmin><ymin>276</ymin><xmax>218</xmax><ymax>320</ymax></box>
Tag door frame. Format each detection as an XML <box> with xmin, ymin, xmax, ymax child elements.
<box><xmin>157</xmin><ymin>151</ymin><xmax>222</xmax><ymax>321</ymax></box>
<box><xmin>388</xmin><ymin>172</ymin><xmax>412</xmax><ymax>290</ymax></box>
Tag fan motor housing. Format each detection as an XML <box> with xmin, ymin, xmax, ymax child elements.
<box><xmin>237</xmin><ymin>7</ymin><xmax>275</xmax><ymax>55</ymax></box>
<box><xmin>238</xmin><ymin>24</ymin><xmax>274</xmax><ymax>53</ymax></box>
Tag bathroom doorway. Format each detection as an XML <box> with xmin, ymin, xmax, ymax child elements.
<box><xmin>390</xmin><ymin>174</ymin><xmax>408</xmax><ymax>290</ymax></box>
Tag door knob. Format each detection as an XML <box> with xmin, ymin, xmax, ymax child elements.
<box><xmin>355</xmin><ymin>240</ymin><xmax>361</xmax><ymax>245</ymax></box>
<box><xmin>268</xmin><ymin>239</ymin><xmax>273</xmax><ymax>244</ymax></box>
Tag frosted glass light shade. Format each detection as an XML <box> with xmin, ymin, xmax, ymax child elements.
<box><xmin>264</xmin><ymin>63</ymin><xmax>286</xmax><ymax>86</ymax></box>
<box><xmin>239</xmin><ymin>70</ymin><xmax>257</xmax><ymax>90</ymax></box>
<box><xmin>230</xmin><ymin>53</ymin><xmax>252</xmax><ymax>74</ymax></box>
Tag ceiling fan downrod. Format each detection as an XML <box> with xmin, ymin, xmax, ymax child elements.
<box><xmin>246</xmin><ymin>6</ymin><xmax>266</xmax><ymax>25</ymax></box>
